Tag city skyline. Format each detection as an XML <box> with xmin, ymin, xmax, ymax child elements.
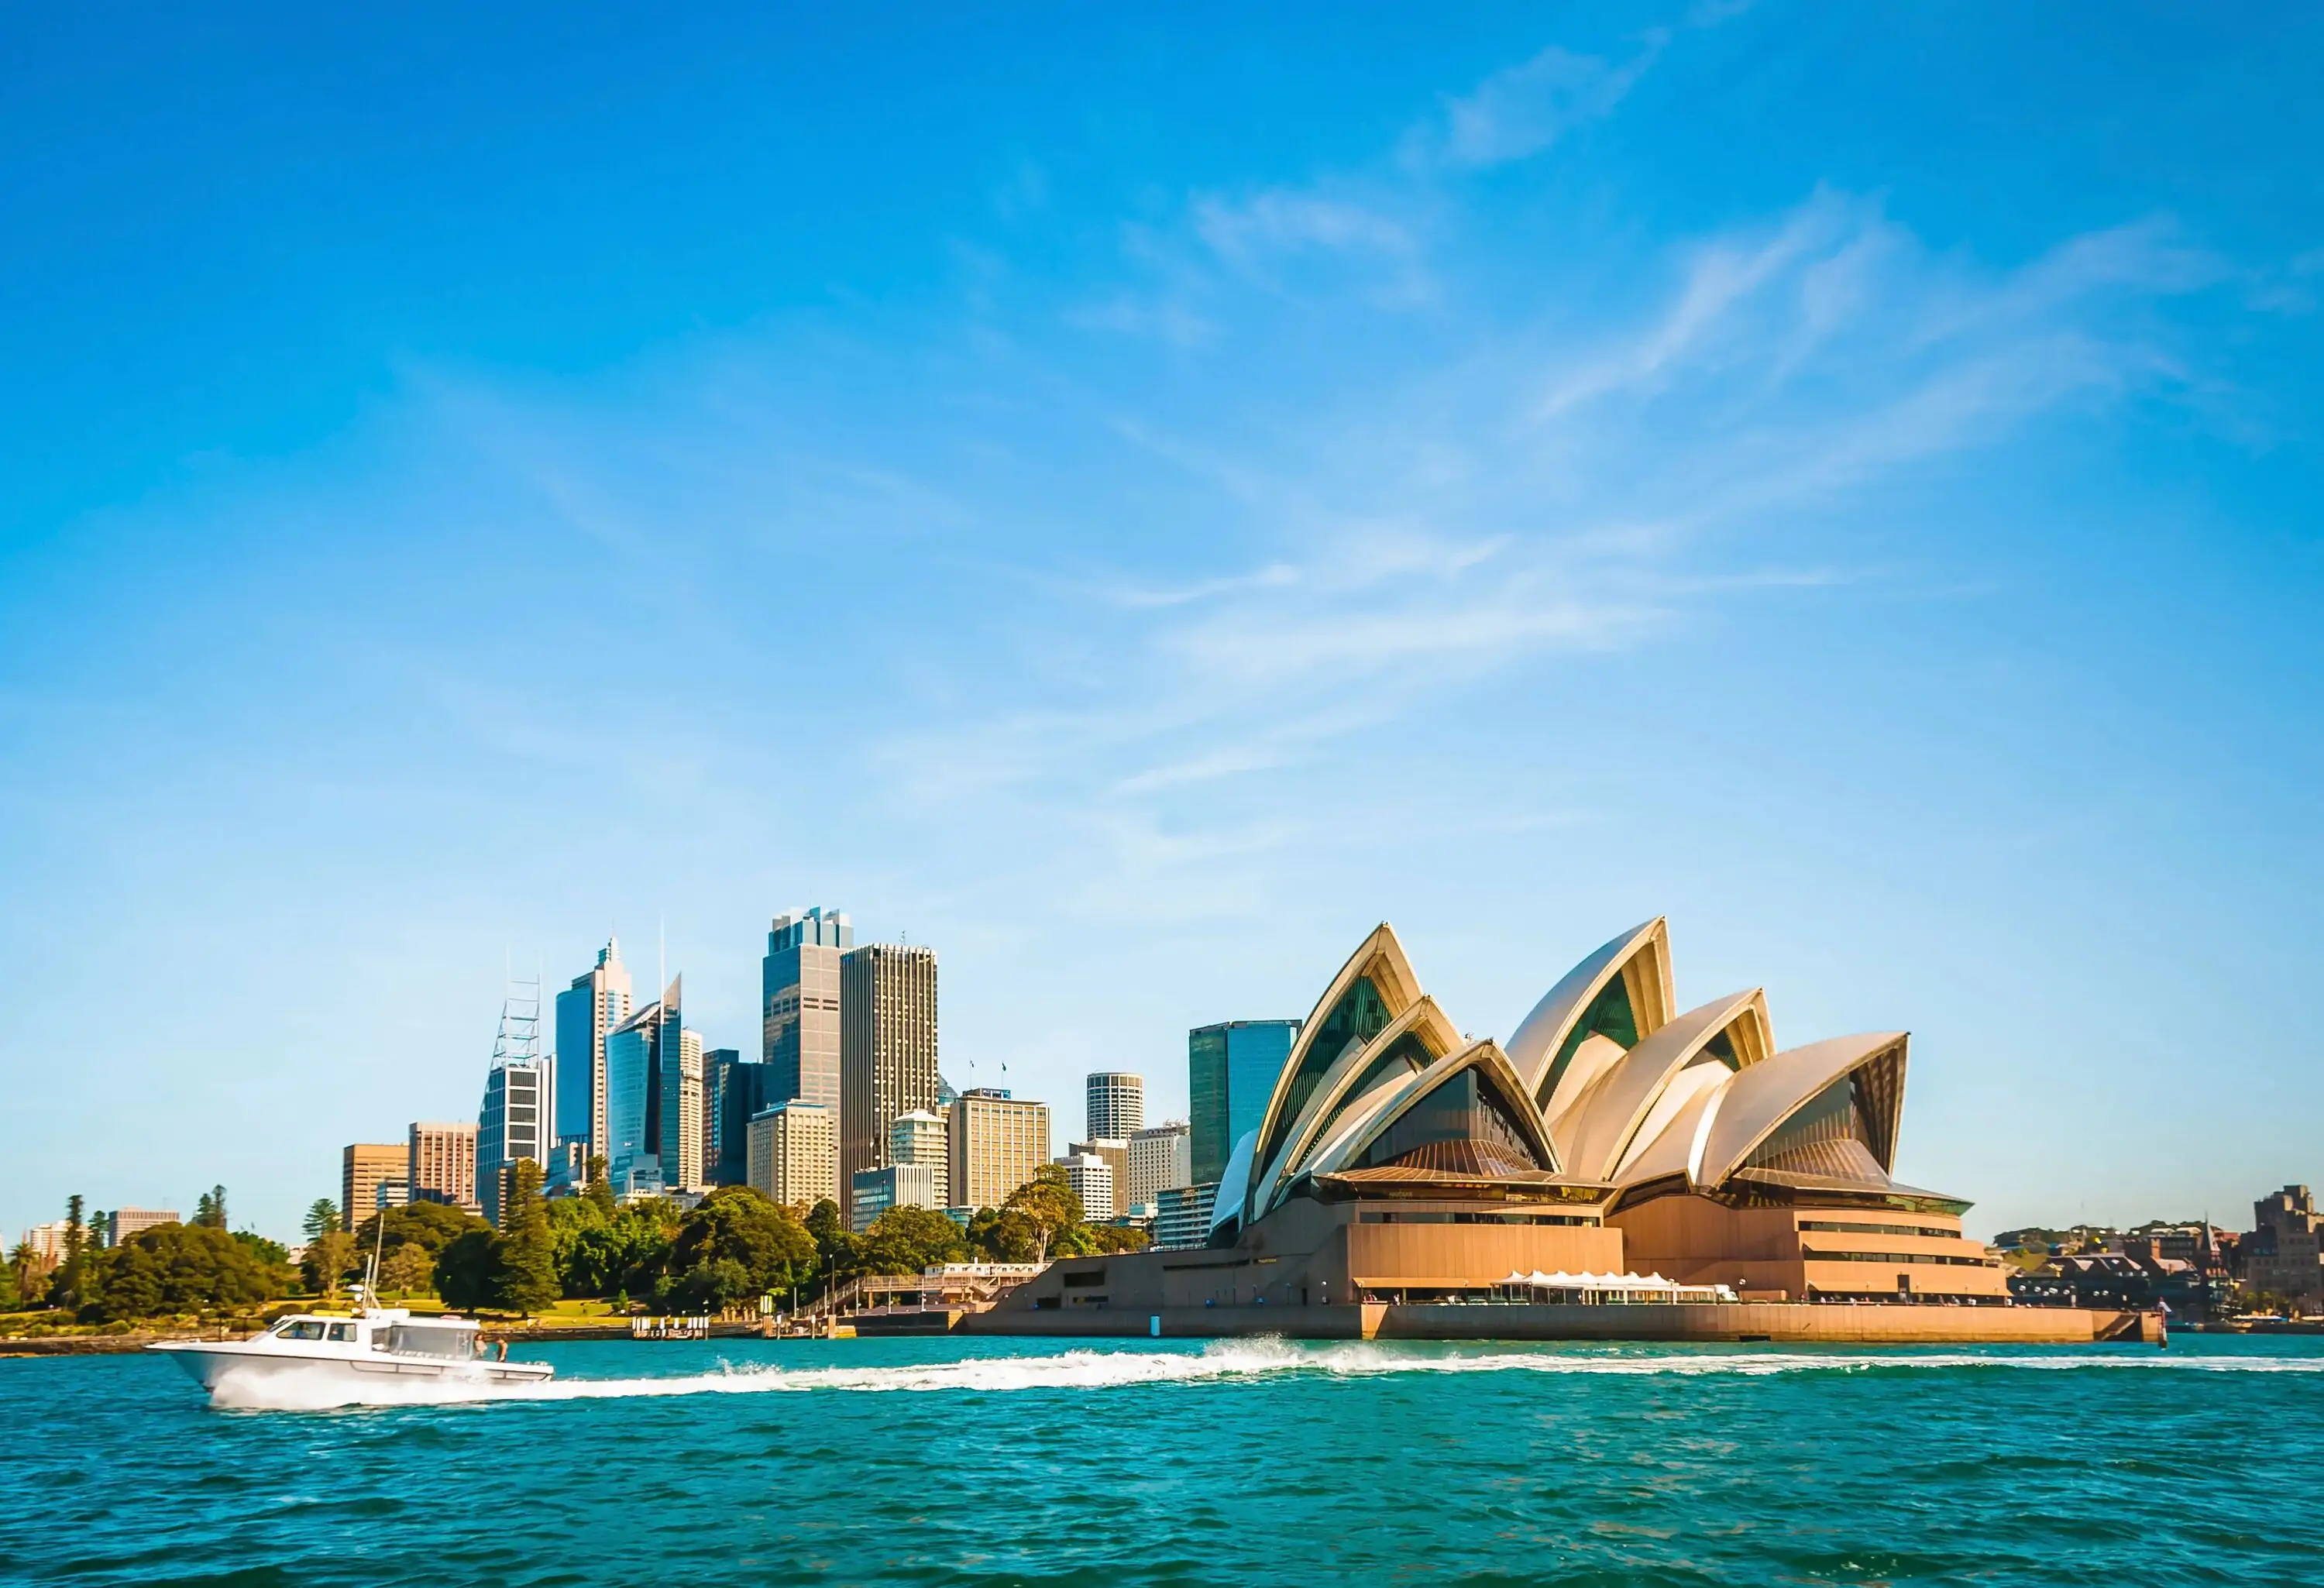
<box><xmin>5</xmin><ymin>9</ymin><xmax>2322</xmax><ymax>1246</ymax></box>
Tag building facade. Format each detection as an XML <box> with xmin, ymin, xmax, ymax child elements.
<box><xmin>764</xmin><ymin>908</ymin><xmax>851</xmax><ymax>1112</ymax></box>
<box><xmin>1126</xmin><ymin>1122</ymin><xmax>1192</xmax><ymax>1213</ymax></box>
<box><xmin>1188</xmin><ymin>1019</ymin><xmax>1300</xmax><ymax>1187</ymax></box>
<box><xmin>950</xmin><ymin>1088</ymin><xmax>1050</xmax><ymax>1213</ymax></box>
<box><xmin>604</xmin><ymin>976</ymin><xmax>702</xmax><ymax>1193</ymax></box>
<box><xmin>477</xmin><ymin>1057</ymin><xmax>552</xmax><ymax>1225</ymax></box>
<box><xmin>839</xmin><ymin>942</ymin><xmax>940</xmax><ymax>1218</ymax></box>
<box><xmin>747</xmin><ymin>1102</ymin><xmax>839</xmax><ymax>1212</ymax></box>
<box><xmin>1070</xmin><ymin>1139</ymin><xmax>1129</xmax><ymax>1210</ymax></box>
<box><xmin>1153</xmin><ymin>1182</ymin><xmax>1218</xmax><ymax>1250</ymax></box>
<box><xmin>342</xmin><ymin>1143</ymin><xmax>404</xmax><ymax>1231</ymax></box>
<box><xmin>1085</xmin><ymin>1071</ymin><xmax>1145</xmax><ymax>1140</ymax></box>
<box><xmin>408</xmin><ymin>1121</ymin><xmax>479</xmax><ymax>1212</ymax></box>
<box><xmin>702</xmin><ymin>1048</ymin><xmax>740</xmax><ymax>1184</ymax></box>
<box><xmin>2247</xmin><ymin>1186</ymin><xmax>2324</xmax><ymax>1307</ymax></box>
<box><xmin>851</xmin><ymin>1163</ymin><xmax>941</xmax><ymax>1232</ymax></box>
<box><xmin>112</xmin><ymin>1208</ymin><xmax>180</xmax><ymax>1241</ymax></box>
<box><xmin>889</xmin><ymin>1109</ymin><xmax>951</xmax><ymax>1208</ymax></box>
<box><xmin>553</xmin><ymin>938</ymin><xmax>632</xmax><ymax>1162</ymax></box>
<box><xmin>1057</xmin><ymin>1151</ymin><xmax>1116</xmax><ymax>1222</ymax></box>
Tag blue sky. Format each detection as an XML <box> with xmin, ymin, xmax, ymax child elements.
<box><xmin>5</xmin><ymin>5</ymin><xmax>2319</xmax><ymax>1243</ymax></box>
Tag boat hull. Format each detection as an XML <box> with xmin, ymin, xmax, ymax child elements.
<box><xmin>149</xmin><ymin>1341</ymin><xmax>555</xmax><ymax>1397</ymax></box>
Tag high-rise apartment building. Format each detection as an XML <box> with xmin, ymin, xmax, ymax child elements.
<box><xmin>1188</xmin><ymin>1019</ymin><xmax>1301</xmax><ymax>1186</ymax></box>
<box><xmin>839</xmin><ymin>942</ymin><xmax>939</xmax><ymax>1219</ymax></box>
<box><xmin>747</xmin><ymin>1102</ymin><xmax>838</xmax><ymax>1212</ymax></box>
<box><xmin>341</xmin><ymin>1143</ymin><xmax>404</xmax><ymax>1231</ymax></box>
<box><xmin>889</xmin><ymin>1109</ymin><xmax>950</xmax><ymax>1208</ymax></box>
<box><xmin>554</xmin><ymin>939</ymin><xmax>633</xmax><ymax>1161</ymax></box>
<box><xmin>712</xmin><ymin>1057</ymin><xmax>775</xmax><ymax>1188</ymax></box>
<box><xmin>1126</xmin><ymin>1121</ymin><xmax>1192</xmax><ymax>1213</ymax></box>
<box><xmin>764</xmin><ymin>908</ymin><xmax>851</xmax><ymax>1112</ymax></box>
<box><xmin>409</xmin><ymin>1121</ymin><xmax>479</xmax><ymax>1212</ymax></box>
<box><xmin>1085</xmin><ymin>1072</ymin><xmax>1145</xmax><ymax>1140</ymax></box>
<box><xmin>477</xmin><ymin>1057</ymin><xmax>552</xmax><ymax>1225</ymax></box>
<box><xmin>950</xmin><ymin>1088</ymin><xmax>1050</xmax><ymax>1213</ymax></box>
<box><xmin>1057</xmin><ymin>1151</ymin><xmax>1116</xmax><ymax>1222</ymax></box>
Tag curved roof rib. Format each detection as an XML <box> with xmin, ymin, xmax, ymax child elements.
<box><xmin>1305</xmin><ymin>1039</ymin><xmax>1561</xmax><ymax>1181</ymax></box>
<box><xmin>1506</xmin><ymin>919</ymin><xmax>1675</xmax><ymax>1116</ymax></box>
<box><xmin>1250</xmin><ymin>996</ymin><xmax>1461</xmax><ymax>1218</ymax></box>
<box><xmin>1693</xmin><ymin>1033</ymin><xmax>1910</xmax><ymax>1190</ymax></box>
<box><xmin>1555</xmin><ymin>990</ymin><xmax>1772</xmax><ymax>1183</ymax></box>
<box><xmin>1243</xmin><ymin>923</ymin><xmax>1424</xmax><ymax>1210</ymax></box>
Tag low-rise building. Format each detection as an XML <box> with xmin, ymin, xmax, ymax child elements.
<box><xmin>1154</xmin><ymin>1183</ymin><xmax>1218</xmax><ymax>1250</ymax></box>
<box><xmin>851</xmin><ymin>1163</ymin><xmax>940</xmax><ymax>1233</ymax></box>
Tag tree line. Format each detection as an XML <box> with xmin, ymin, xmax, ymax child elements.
<box><xmin>6</xmin><ymin>1164</ymin><xmax>1147</xmax><ymax>1325</ymax></box>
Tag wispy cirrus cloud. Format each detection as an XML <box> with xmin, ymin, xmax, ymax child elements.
<box><xmin>1405</xmin><ymin>33</ymin><xmax>1668</xmax><ymax>170</ymax></box>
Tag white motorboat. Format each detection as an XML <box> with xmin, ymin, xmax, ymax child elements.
<box><xmin>149</xmin><ymin>1304</ymin><xmax>554</xmax><ymax>1397</ymax></box>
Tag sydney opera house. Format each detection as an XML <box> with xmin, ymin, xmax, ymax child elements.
<box><xmin>977</xmin><ymin>919</ymin><xmax>2137</xmax><ymax>1342</ymax></box>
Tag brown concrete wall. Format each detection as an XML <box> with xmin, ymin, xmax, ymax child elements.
<box><xmin>1344</xmin><ymin>1224</ymin><xmax>1623</xmax><ymax>1290</ymax></box>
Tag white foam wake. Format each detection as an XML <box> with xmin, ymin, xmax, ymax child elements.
<box><xmin>205</xmin><ymin>1337</ymin><xmax>2324</xmax><ymax>1411</ymax></box>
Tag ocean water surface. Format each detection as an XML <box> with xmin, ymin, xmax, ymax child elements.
<box><xmin>5</xmin><ymin>1332</ymin><xmax>2320</xmax><ymax>1586</ymax></box>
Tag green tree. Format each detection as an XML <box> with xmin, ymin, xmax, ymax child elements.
<box><xmin>353</xmin><ymin>1201</ymin><xmax>490</xmax><ymax>1263</ymax></box>
<box><xmin>77</xmin><ymin>1224</ymin><xmax>290</xmax><ymax>1324</ymax></box>
<box><xmin>804</xmin><ymin>1198</ymin><xmax>859</xmax><ymax>1290</ymax></box>
<box><xmin>303</xmin><ymin>1229</ymin><xmax>356</xmax><ymax>1298</ymax></box>
<box><xmin>544</xmin><ymin>1197</ymin><xmax>682</xmax><ymax>1298</ymax></box>
<box><xmin>671</xmin><ymin>1257</ymin><xmax>755</xmax><ymax>1312</ymax></box>
<box><xmin>7</xmin><ymin>1239</ymin><xmax>49</xmax><ymax>1311</ymax></box>
<box><xmin>584</xmin><ymin>1156</ymin><xmax>616</xmax><ymax>1217</ymax></box>
<box><xmin>301</xmin><ymin>1198</ymin><xmax>342</xmax><ymax>1243</ymax></box>
<box><xmin>669</xmin><ymin>1187</ymin><xmax>817</xmax><ymax>1293</ymax></box>
<box><xmin>378</xmin><ymin>1242</ymin><xmax>434</xmax><ymax>1297</ymax></box>
<box><xmin>46</xmin><ymin>1195</ymin><xmax>89</xmax><ymax>1311</ymax></box>
<box><xmin>192</xmin><ymin>1185</ymin><xmax>229</xmax><ymax>1229</ymax></box>
<box><xmin>860</xmin><ymin>1205</ymin><xmax>968</xmax><ymax>1275</ymax></box>
<box><xmin>490</xmin><ymin>1160</ymin><xmax>561</xmax><ymax>1315</ymax></box>
<box><xmin>433</xmin><ymin>1229</ymin><xmax>498</xmax><ymax>1311</ymax></box>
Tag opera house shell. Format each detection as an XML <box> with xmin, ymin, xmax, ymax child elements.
<box><xmin>988</xmin><ymin>918</ymin><xmax>2009</xmax><ymax>1325</ymax></box>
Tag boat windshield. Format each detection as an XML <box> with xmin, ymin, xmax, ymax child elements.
<box><xmin>387</xmin><ymin>1324</ymin><xmax>476</xmax><ymax>1359</ymax></box>
<box><xmin>273</xmin><ymin>1319</ymin><xmax>328</xmax><ymax>1341</ymax></box>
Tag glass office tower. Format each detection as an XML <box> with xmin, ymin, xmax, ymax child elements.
<box><xmin>1188</xmin><ymin>1019</ymin><xmax>1301</xmax><ymax>1187</ymax></box>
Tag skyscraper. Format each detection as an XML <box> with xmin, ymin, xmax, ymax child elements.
<box><xmin>478</xmin><ymin>976</ymin><xmax>552</xmax><ymax>1225</ymax></box>
<box><xmin>341</xmin><ymin>1142</ymin><xmax>404</xmax><ymax>1231</ymax></box>
<box><xmin>1188</xmin><ymin>1019</ymin><xmax>1301</xmax><ymax>1186</ymax></box>
<box><xmin>763</xmin><ymin>908</ymin><xmax>851</xmax><ymax>1111</ymax></box>
<box><xmin>949</xmin><ymin>1088</ymin><xmax>1050</xmax><ymax>1213</ymax></box>
<box><xmin>1085</xmin><ymin>1071</ymin><xmax>1145</xmax><ymax>1139</ymax></box>
<box><xmin>604</xmin><ymin>975</ymin><xmax>693</xmax><ymax>1193</ymax></box>
<box><xmin>701</xmin><ymin>1047</ymin><xmax>746</xmax><ymax>1185</ymax></box>
<box><xmin>477</xmin><ymin>1058</ymin><xmax>551</xmax><ymax>1225</ymax></box>
<box><xmin>554</xmin><ymin>938</ymin><xmax>632</xmax><ymax>1162</ymax></box>
<box><xmin>839</xmin><ymin>942</ymin><xmax>939</xmax><ymax>1219</ymax></box>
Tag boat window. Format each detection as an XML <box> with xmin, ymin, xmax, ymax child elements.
<box><xmin>280</xmin><ymin>1320</ymin><xmax>326</xmax><ymax>1341</ymax></box>
<box><xmin>326</xmin><ymin>1322</ymin><xmax>356</xmax><ymax>1342</ymax></box>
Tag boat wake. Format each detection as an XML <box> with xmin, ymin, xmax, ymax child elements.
<box><xmin>203</xmin><ymin>1336</ymin><xmax>2324</xmax><ymax>1411</ymax></box>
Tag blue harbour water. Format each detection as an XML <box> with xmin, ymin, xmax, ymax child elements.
<box><xmin>6</xmin><ymin>1333</ymin><xmax>2322</xmax><ymax>1586</ymax></box>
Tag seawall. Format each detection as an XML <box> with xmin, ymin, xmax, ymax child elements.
<box><xmin>961</xmin><ymin>1301</ymin><xmax>2164</xmax><ymax>1345</ymax></box>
